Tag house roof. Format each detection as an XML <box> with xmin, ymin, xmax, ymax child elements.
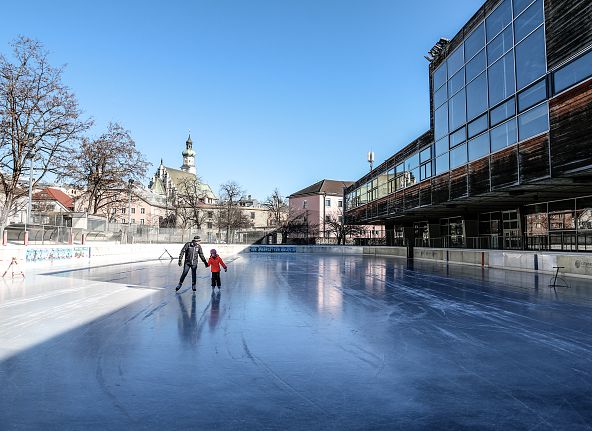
<box><xmin>288</xmin><ymin>179</ymin><xmax>353</xmax><ymax>198</ymax></box>
<box><xmin>33</xmin><ymin>187</ymin><xmax>74</xmax><ymax>210</ymax></box>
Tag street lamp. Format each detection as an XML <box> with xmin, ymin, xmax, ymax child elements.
<box><xmin>127</xmin><ymin>179</ymin><xmax>134</xmax><ymax>226</ymax></box>
<box><xmin>25</xmin><ymin>133</ymin><xmax>37</xmax><ymax>231</ymax></box>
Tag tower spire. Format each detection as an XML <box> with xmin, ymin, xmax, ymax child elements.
<box><xmin>181</xmin><ymin>133</ymin><xmax>196</xmax><ymax>175</ymax></box>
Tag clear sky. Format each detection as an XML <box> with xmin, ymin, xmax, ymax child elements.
<box><xmin>0</xmin><ymin>0</ymin><xmax>480</xmax><ymax>200</ymax></box>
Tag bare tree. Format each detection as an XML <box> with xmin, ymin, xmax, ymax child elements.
<box><xmin>0</xmin><ymin>36</ymin><xmax>92</xmax><ymax>229</ymax></box>
<box><xmin>325</xmin><ymin>212</ymin><xmax>366</xmax><ymax>245</ymax></box>
<box><xmin>64</xmin><ymin>122</ymin><xmax>149</xmax><ymax>216</ymax></box>
<box><xmin>218</xmin><ymin>181</ymin><xmax>249</xmax><ymax>242</ymax></box>
<box><xmin>277</xmin><ymin>210</ymin><xmax>319</xmax><ymax>244</ymax></box>
<box><xmin>174</xmin><ymin>176</ymin><xmax>209</xmax><ymax>228</ymax></box>
<box><xmin>263</xmin><ymin>188</ymin><xmax>288</xmax><ymax>228</ymax></box>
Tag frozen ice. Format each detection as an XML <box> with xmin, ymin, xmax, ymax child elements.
<box><xmin>1</xmin><ymin>253</ymin><xmax>591</xmax><ymax>430</ymax></box>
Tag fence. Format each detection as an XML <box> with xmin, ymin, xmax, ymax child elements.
<box><xmin>4</xmin><ymin>224</ymin><xmax>82</xmax><ymax>245</ymax></box>
<box><xmin>2</xmin><ymin>222</ymin><xmax>272</xmax><ymax>246</ymax></box>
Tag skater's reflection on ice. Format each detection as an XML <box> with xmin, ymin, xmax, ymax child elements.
<box><xmin>177</xmin><ymin>293</ymin><xmax>197</xmax><ymax>345</ymax></box>
<box><xmin>209</xmin><ymin>291</ymin><xmax>221</xmax><ymax>330</ymax></box>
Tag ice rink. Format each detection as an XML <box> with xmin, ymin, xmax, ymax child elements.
<box><xmin>1</xmin><ymin>253</ymin><xmax>592</xmax><ymax>430</ymax></box>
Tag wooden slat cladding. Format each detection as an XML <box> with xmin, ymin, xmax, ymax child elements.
<box><xmin>544</xmin><ymin>0</ymin><xmax>592</xmax><ymax>69</ymax></box>
<box><xmin>393</xmin><ymin>192</ymin><xmax>404</xmax><ymax>215</ymax></box>
<box><xmin>419</xmin><ymin>182</ymin><xmax>432</xmax><ymax>207</ymax></box>
<box><xmin>404</xmin><ymin>185</ymin><xmax>420</xmax><ymax>210</ymax></box>
<box><xmin>377</xmin><ymin>197</ymin><xmax>389</xmax><ymax>217</ymax></box>
<box><xmin>431</xmin><ymin>173</ymin><xmax>450</xmax><ymax>204</ymax></box>
<box><xmin>387</xmin><ymin>196</ymin><xmax>397</xmax><ymax>215</ymax></box>
<box><xmin>450</xmin><ymin>166</ymin><xmax>468</xmax><ymax>200</ymax></box>
<box><xmin>491</xmin><ymin>147</ymin><xmax>519</xmax><ymax>189</ymax></box>
<box><xmin>549</xmin><ymin>79</ymin><xmax>592</xmax><ymax>175</ymax></box>
<box><xmin>518</xmin><ymin>134</ymin><xmax>550</xmax><ymax>183</ymax></box>
<box><xmin>469</xmin><ymin>158</ymin><xmax>490</xmax><ymax>196</ymax></box>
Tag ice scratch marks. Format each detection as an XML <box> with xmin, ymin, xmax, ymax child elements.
<box><xmin>141</xmin><ymin>301</ymin><xmax>168</xmax><ymax>321</ymax></box>
<box><xmin>240</xmin><ymin>335</ymin><xmax>324</xmax><ymax>413</ymax></box>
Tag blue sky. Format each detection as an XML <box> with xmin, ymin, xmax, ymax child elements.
<box><xmin>1</xmin><ymin>0</ymin><xmax>480</xmax><ymax>200</ymax></box>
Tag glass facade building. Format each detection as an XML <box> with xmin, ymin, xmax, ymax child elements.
<box><xmin>345</xmin><ymin>0</ymin><xmax>592</xmax><ymax>251</ymax></box>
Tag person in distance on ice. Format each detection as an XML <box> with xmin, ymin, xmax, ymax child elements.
<box><xmin>176</xmin><ymin>235</ymin><xmax>208</xmax><ymax>292</ymax></box>
<box><xmin>207</xmin><ymin>248</ymin><xmax>227</xmax><ymax>292</ymax></box>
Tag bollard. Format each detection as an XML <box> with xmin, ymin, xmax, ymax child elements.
<box><xmin>2</xmin><ymin>230</ymin><xmax>7</xmax><ymax>246</ymax></box>
<box><xmin>24</xmin><ymin>231</ymin><xmax>29</xmax><ymax>246</ymax></box>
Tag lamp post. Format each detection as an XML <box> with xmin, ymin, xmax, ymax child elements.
<box><xmin>128</xmin><ymin>179</ymin><xmax>134</xmax><ymax>225</ymax></box>
<box><xmin>127</xmin><ymin>179</ymin><xmax>134</xmax><ymax>243</ymax></box>
<box><xmin>25</xmin><ymin>133</ymin><xmax>37</xmax><ymax>232</ymax></box>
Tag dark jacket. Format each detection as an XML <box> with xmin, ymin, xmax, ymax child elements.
<box><xmin>179</xmin><ymin>241</ymin><xmax>207</xmax><ymax>266</ymax></box>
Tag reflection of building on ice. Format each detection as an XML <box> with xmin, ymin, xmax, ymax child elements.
<box><xmin>316</xmin><ymin>260</ymin><xmax>343</xmax><ymax>316</ymax></box>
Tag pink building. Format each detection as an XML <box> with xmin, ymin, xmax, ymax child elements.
<box><xmin>288</xmin><ymin>179</ymin><xmax>384</xmax><ymax>242</ymax></box>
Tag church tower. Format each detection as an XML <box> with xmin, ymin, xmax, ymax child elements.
<box><xmin>180</xmin><ymin>134</ymin><xmax>196</xmax><ymax>175</ymax></box>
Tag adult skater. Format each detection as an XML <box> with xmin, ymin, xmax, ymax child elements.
<box><xmin>176</xmin><ymin>235</ymin><xmax>208</xmax><ymax>292</ymax></box>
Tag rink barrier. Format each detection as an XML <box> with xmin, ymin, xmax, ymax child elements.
<box><xmin>1</xmin><ymin>243</ymin><xmax>591</xmax><ymax>279</ymax></box>
<box><xmin>246</xmin><ymin>245</ymin><xmax>592</xmax><ymax>278</ymax></box>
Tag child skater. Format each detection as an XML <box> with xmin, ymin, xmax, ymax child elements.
<box><xmin>208</xmin><ymin>249</ymin><xmax>227</xmax><ymax>292</ymax></box>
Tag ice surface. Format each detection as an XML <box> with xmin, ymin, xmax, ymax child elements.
<box><xmin>1</xmin><ymin>254</ymin><xmax>591</xmax><ymax>430</ymax></box>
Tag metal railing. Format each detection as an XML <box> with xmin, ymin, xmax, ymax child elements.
<box><xmin>4</xmin><ymin>224</ymin><xmax>81</xmax><ymax>245</ymax></box>
<box><xmin>413</xmin><ymin>233</ymin><xmax>592</xmax><ymax>252</ymax></box>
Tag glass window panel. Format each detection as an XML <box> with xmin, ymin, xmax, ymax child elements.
<box><xmin>408</xmin><ymin>167</ymin><xmax>420</xmax><ymax>186</ymax></box>
<box><xmin>465</xmin><ymin>23</ymin><xmax>485</xmax><ymax>60</ymax></box>
<box><xmin>406</xmin><ymin>153</ymin><xmax>420</xmax><ymax>170</ymax></box>
<box><xmin>420</xmin><ymin>147</ymin><xmax>431</xmax><ymax>163</ymax></box>
<box><xmin>466</xmin><ymin>49</ymin><xmax>486</xmax><ymax>82</ymax></box>
<box><xmin>486</xmin><ymin>0</ymin><xmax>512</xmax><ymax>42</ymax></box>
<box><xmin>490</xmin><ymin>97</ymin><xmax>515</xmax><ymax>126</ymax></box>
<box><xmin>514</xmin><ymin>0</ymin><xmax>533</xmax><ymax>16</ymax></box>
<box><xmin>433</xmin><ymin>63</ymin><xmax>447</xmax><ymax>90</ymax></box>
<box><xmin>490</xmin><ymin>118</ymin><xmax>517</xmax><ymax>152</ymax></box>
<box><xmin>554</xmin><ymin>50</ymin><xmax>592</xmax><ymax>94</ymax></box>
<box><xmin>447</xmin><ymin>46</ymin><xmax>464</xmax><ymax>77</ymax></box>
<box><xmin>434</xmin><ymin>104</ymin><xmax>448</xmax><ymax>140</ymax></box>
<box><xmin>396</xmin><ymin>162</ymin><xmax>404</xmax><ymax>174</ymax></box>
<box><xmin>518</xmin><ymin>79</ymin><xmax>546</xmax><ymax>112</ymax></box>
<box><xmin>518</xmin><ymin>102</ymin><xmax>548</xmax><ymax>141</ymax></box>
<box><xmin>450</xmin><ymin>127</ymin><xmax>466</xmax><ymax>148</ymax></box>
<box><xmin>468</xmin><ymin>113</ymin><xmax>488</xmax><ymax>138</ymax></box>
<box><xmin>516</xmin><ymin>27</ymin><xmax>546</xmax><ymax>90</ymax></box>
<box><xmin>487</xmin><ymin>26</ymin><xmax>513</xmax><ymax>65</ymax></box>
<box><xmin>435</xmin><ymin>153</ymin><xmax>449</xmax><ymax>175</ymax></box>
<box><xmin>421</xmin><ymin>162</ymin><xmax>432</xmax><ymax>180</ymax></box>
<box><xmin>434</xmin><ymin>85</ymin><xmax>447</xmax><ymax>108</ymax></box>
<box><xmin>448</xmin><ymin>68</ymin><xmax>465</xmax><ymax>96</ymax></box>
<box><xmin>514</xmin><ymin>0</ymin><xmax>543</xmax><ymax>43</ymax></box>
<box><xmin>435</xmin><ymin>136</ymin><xmax>448</xmax><ymax>156</ymax></box>
<box><xmin>448</xmin><ymin>89</ymin><xmax>466</xmax><ymax>131</ymax></box>
<box><xmin>468</xmin><ymin>133</ymin><xmax>490</xmax><ymax>161</ymax></box>
<box><xmin>450</xmin><ymin>143</ymin><xmax>468</xmax><ymax>169</ymax></box>
<box><xmin>488</xmin><ymin>50</ymin><xmax>515</xmax><ymax>106</ymax></box>
<box><xmin>466</xmin><ymin>72</ymin><xmax>488</xmax><ymax>120</ymax></box>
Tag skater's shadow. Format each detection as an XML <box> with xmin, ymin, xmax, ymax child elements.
<box><xmin>177</xmin><ymin>293</ymin><xmax>197</xmax><ymax>345</ymax></box>
<box><xmin>209</xmin><ymin>291</ymin><xmax>221</xmax><ymax>330</ymax></box>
